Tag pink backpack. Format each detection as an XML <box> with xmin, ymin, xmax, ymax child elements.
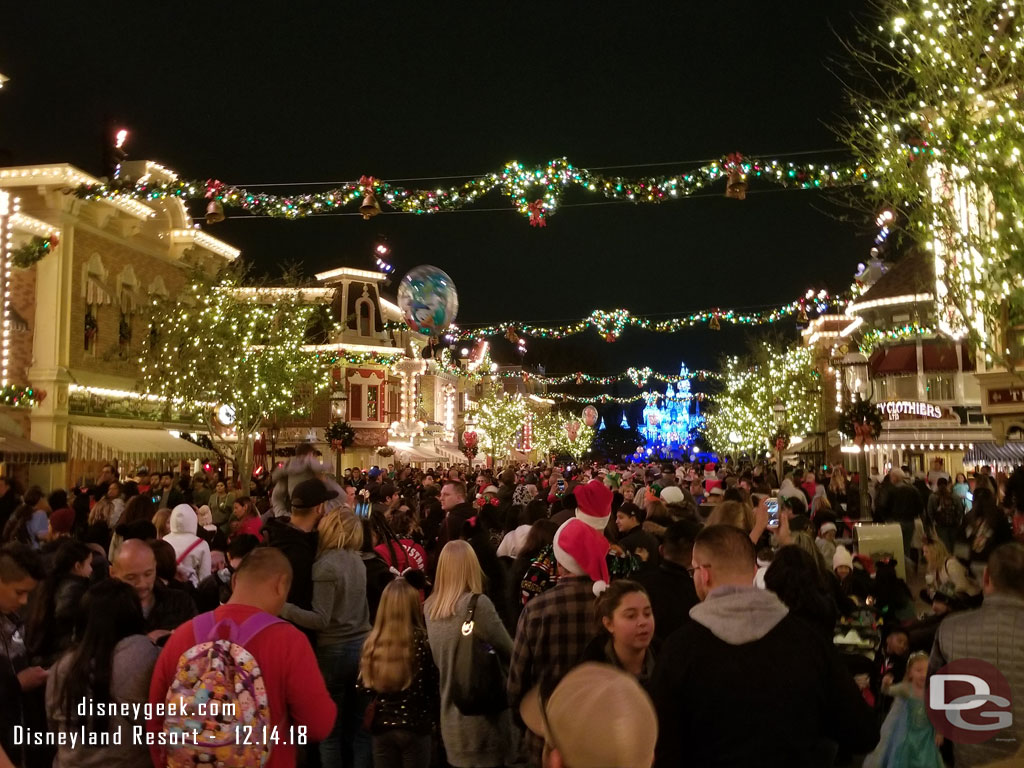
<box><xmin>163</xmin><ymin>611</ymin><xmax>282</xmax><ymax>768</ymax></box>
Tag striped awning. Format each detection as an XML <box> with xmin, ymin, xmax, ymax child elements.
<box><xmin>0</xmin><ymin>433</ymin><xmax>67</xmax><ymax>464</ymax></box>
<box><xmin>70</xmin><ymin>425</ymin><xmax>215</xmax><ymax>463</ymax></box>
<box><xmin>964</xmin><ymin>442</ymin><xmax>1024</xmax><ymax>464</ymax></box>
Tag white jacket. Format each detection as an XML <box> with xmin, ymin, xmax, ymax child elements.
<box><xmin>164</xmin><ymin>504</ymin><xmax>211</xmax><ymax>586</ymax></box>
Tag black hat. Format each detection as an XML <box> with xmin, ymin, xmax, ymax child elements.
<box><xmin>291</xmin><ymin>478</ymin><xmax>338</xmax><ymax>509</ymax></box>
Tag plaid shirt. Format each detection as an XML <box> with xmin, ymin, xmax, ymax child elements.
<box><xmin>508</xmin><ymin>576</ymin><xmax>596</xmax><ymax>765</ymax></box>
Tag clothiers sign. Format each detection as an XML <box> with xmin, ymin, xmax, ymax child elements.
<box><xmin>876</xmin><ymin>400</ymin><xmax>944</xmax><ymax>421</ymax></box>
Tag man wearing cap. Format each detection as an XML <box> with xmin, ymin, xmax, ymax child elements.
<box><xmin>263</xmin><ymin>478</ymin><xmax>336</xmax><ymax>640</ymax></box>
<box><xmin>519</xmin><ymin>663</ymin><xmax>657</xmax><ymax>768</ymax></box>
<box><xmin>651</xmin><ymin>525</ymin><xmax>877</xmax><ymax>766</ymax></box>
<box><xmin>509</xmin><ymin>513</ymin><xmax>611</xmax><ymax>766</ymax></box>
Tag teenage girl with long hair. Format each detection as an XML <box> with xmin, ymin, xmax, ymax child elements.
<box><xmin>359</xmin><ymin>578</ymin><xmax>439</xmax><ymax>768</ymax></box>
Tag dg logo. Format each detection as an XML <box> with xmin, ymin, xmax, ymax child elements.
<box><xmin>927</xmin><ymin>658</ymin><xmax>1014</xmax><ymax>744</ymax></box>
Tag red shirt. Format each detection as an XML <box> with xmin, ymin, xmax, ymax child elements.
<box><xmin>231</xmin><ymin>516</ymin><xmax>264</xmax><ymax>543</ymax></box>
<box><xmin>147</xmin><ymin>603</ymin><xmax>335</xmax><ymax>768</ymax></box>
<box><xmin>374</xmin><ymin>538</ymin><xmax>427</xmax><ymax>572</ymax></box>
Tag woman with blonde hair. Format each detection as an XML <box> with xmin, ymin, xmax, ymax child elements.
<box><xmin>424</xmin><ymin>540</ymin><xmax>514</xmax><ymax>768</ymax></box>
<box><xmin>921</xmin><ymin>535</ymin><xmax>980</xmax><ymax>604</ymax></box>
<box><xmin>705</xmin><ymin>500</ymin><xmax>754</xmax><ymax>533</ymax></box>
<box><xmin>151</xmin><ymin>507</ymin><xmax>172</xmax><ymax>539</ymax></box>
<box><xmin>359</xmin><ymin>578</ymin><xmax>439</xmax><ymax>768</ymax></box>
<box><xmin>282</xmin><ymin>508</ymin><xmax>373</xmax><ymax>768</ymax></box>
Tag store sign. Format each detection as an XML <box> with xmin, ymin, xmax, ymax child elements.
<box><xmin>987</xmin><ymin>387</ymin><xmax>1024</xmax><ymax>406</ymax></box>
<box><xmin>877</xmin><ymin>400</ymin><xmax>943</xmax><ymax>421</ymax></box>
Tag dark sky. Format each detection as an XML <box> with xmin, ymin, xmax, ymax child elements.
<box><xmin>0</xmin><ymin>1</ymin><xmax>874</xmax><ymax>383</ymax></box>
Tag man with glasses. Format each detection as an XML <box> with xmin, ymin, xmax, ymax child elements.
<box><xmin>651</xmin><ymin>525</ymin><xmax>877</xmax><ymax>766</ymax></box>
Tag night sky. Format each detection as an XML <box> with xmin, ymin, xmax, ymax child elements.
<box><xmin>0</xmin><ymin>1</ymin><xmax>874</xmax><ymax>386</ymax></box>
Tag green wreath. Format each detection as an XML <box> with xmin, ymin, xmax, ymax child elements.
<box><xmin>771</xmin><ymin>429</ymin><xmax>790</xmax><ymax>451</ymax></box>
<box><xmin>838</xmin><ymin>398</ymin><xmax>883</xmax><ymax>440</ymax></box>
<box><xmin>325</xmin><ymin>420</ymin><xmax>356</xmax><ymax>451</ymax></box>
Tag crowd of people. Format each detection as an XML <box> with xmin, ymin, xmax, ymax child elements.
<box><xmin>1</xmin><ymin>450</ymin><xmax>1023</xmax><ymax>768</ymax></box>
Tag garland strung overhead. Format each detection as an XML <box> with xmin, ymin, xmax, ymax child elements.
<box><xmin>431</xmin><ymin>349</ymin><xmax>722</xmax><ymax>388</ymax></box>
<box><xmin>547</xmin><ymin>390</ymin><xmax>715</xmax><ymax>405</ymax></box>
<box><xmin>397</xmin><ymin>290</ymin><xmax>842</xmax><ymax>343</ymax></box>
<box><xmin>10</xmin><ymin>235</ymin><xmax>59</xmax><ymax>269</ymax></box>
<box><xmin>71</xmin><ymin>154</ymin><xmax>866</xmax><ymax>225</ymax></box>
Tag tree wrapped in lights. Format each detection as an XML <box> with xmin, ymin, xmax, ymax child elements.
<box><xmin>473</xmin><ymin>383</ymin><xmax>528</xmax><ymax>462</ymax></box>
<box><xmin>705</xmin><ymin>342</ymin><xmax>820</xmax><ymax>455</ymax></box>
<box><xmin>843</xmin><ymin>0</ymin><xmax>1024</xmax><ymax>361</ymax></box>
<box><xmin>139</xmin><ymin>266</ymin><xmax>335</xmax><ymax>486</ymax></box>
<box><xmin>553</xmin><ymin>421</ymin><xmax>596</xmax><ymax>462</ymax></box>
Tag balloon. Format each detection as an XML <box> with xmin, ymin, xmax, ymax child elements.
<box><xmin>582</xmin><ymin>405</ymin><xmax>599</xmax><ymax>427</ymax></box>
<box><xmin>565</xmin><ymin>421</ymin><xmax>581</xmax><ymax>443</ymax></box>
<box><xmin>397</xmin><ymin>265</ymin><xmax>459</xmax><ymax>337</ymax></box>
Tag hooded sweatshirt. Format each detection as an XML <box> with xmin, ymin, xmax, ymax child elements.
<box><xmin>163</xmin><ymin>504</ymin><xmax>211</xmax><ymax>586</ymax></box>
<box><xmin>652</xmin><ymin>585</ymin><xmax>878</xmax><ymax>768</ymax></box>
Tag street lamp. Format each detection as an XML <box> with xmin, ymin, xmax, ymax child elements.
<box><xmin>772</xmin><ymin>399</ymin><xmax>787</xmax><ymax>490</ymax></box>
<box><xmin>840</xmin><ymin>351</ymin><xmax>873</xmax><ymax>519</ymax></box>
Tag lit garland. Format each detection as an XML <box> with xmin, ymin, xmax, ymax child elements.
<box><xmin>859</xmin><ymin>322</ymin><xmax>936</xmax><ymax>355</ymax></box>
<box><xmin>10</xmin><ymin>234</ymin><xmax>59</xmax><ymax>269</ymax></box>
<box><xmin>71</xmin><ymin>155</ymin><xmax>868</xmax><ymax>224</ymax></box>
<box><xmin>845</xmin><ymin>0</ymin><xmax>1024</xmax><ymax>361</ymax></box>
<box><xmin>547</xmin><ymin>391</ymin><xmax>714</xmax><ymax>405</ymax></box>
<box><xmin>0</xmin><ymin>384</ymin><xmax>41</xmax><ymax>407</ymax></box>
<box><xmin>704</xmin><ymin>343</ymin><xmax>821</xmax><ymax>455</ymax></box>
<box><xmin>392</xmin><ymin>291</ymin><xmax>844</xmax><ymax>342</ymax></box>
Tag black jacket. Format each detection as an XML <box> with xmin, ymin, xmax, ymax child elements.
<box><xmin>440</xmin><ymin>502</ymin><xmax>475</xmax><ymax>547</ymax></box>
<box><xmin>0</xmin><ymin>488</ymin><xmax>20</xmax><ymax>533</ymax></box>
<box><xmin>634</xmin><ymin>560</ymin><xmax>698</xmax><ymax>644</ymax></box>
<box><xmin>145</xmin><ymin>582</ymin><xmax>197</xmax><ymax>633</ymax></box>
<box><xmin>651</xmin><ymin>588</ymin><xmax>878</xmax><ymax>768</ymax></box>
<box><xmin>617</xmin><ymin>526</ymin><xmax>662</xmax><ymax>568</ymax></box>
<box><xmin>262</xmin><ymin>517</ymin><xmax>318</xmax><ymax>610</ymax></box>
<box><xmin>881</xmin><ymin>482</ymin><xmax>924</xmax><ymax>522</ymax></box>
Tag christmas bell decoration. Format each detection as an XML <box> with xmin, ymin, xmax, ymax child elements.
<box><xmin>360</xmin><ymin>191</ymin><xmax>382</xmax><ymax>220</ymax></box>
<box><xmin>796</xmin><ymin>306</ymin><xmax>809</xmax><ymax>325</ymax></box>
<box><xmin>205</xmin><ymin>200</ymin><xmax>225</xmax><ymax>224</ymax></box>
<box><xmin>505</xmin><ymin>328</ymin><xmax>520</xmax><ymax>344</ymax></box>
<box><xmin>724</xmin><ymin>169</ymin><xmax>747</xmax><ymax>200</ymax></box>
<box><xmin>709</xmin><ymin>314</ymin><xmax>721</xmax><ymax>331</ymax></box>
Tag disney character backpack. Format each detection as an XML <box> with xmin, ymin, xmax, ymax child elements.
<box><xmin>163</xmin><ymin>611</ymin><xmax>283</xmax><ymax>767</ymax></box>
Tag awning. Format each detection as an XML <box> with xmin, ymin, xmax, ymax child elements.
<box><xmin>921</xmin><ymin>342</ymin><xmax>960</xmax><ymax>372</ymax></box>
<box><xmin>870</xmin><ymin>344</ymin><xmax>918</xmax><ymax>374</ymax></box>
<box><xmin>964</xmin><ymin>442</ymin><xmax>1024</xmax><ymax>464</ymax></box>
<box><xmin>0</xmin><ymin>433</ymin><xmax>67</xmax><ymax>464</ymax></box>
<box><xmin>70</xmin><ymin>425</ymin><xmax>215</xmax><ymax>463</ymax></box>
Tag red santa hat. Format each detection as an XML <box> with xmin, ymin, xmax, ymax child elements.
<box><xmin>573</xmin><ymin>478</ymin><xmax>613</xmax><ymax>531</ymax></box>
<box><xmin>553</xmin><ymin>519</ymin><xmax>610</xmax><ymax>596</ymax></box>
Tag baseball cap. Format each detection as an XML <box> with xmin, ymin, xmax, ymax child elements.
<box><xmin>291</xmin><ymin>478</ymin><xmax>338</xmax><ymax>509</ymax></box>
<box><xmin>520</xmin><ymin>663</ymin><xmax>657</xmax><ymax>768</ymax></box>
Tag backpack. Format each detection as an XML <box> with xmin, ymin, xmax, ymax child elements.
<box><xmin>163</xmin><ymin>611</ymin><xmax>283</xmax><ymax>768</ymax></box>
<box><xmin>932</xmin><ymin>494</ymin><xmax>962</xmax><ymax>528</ymax></box>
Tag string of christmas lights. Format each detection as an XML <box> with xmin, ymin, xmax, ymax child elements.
<box><xmin>859</xmin><ymin>322</ymin><xmax>937</xmax><ymax>355</ymax></box>
<box><xmin>395</xmin><ymin>291</ymin><xmax>844</xmax><ymax>344</ymax></box>
<box><xmin>547</xmin><ymin>390</ymin><xmax>715</xmax><ymax>405</ymax></box>
<box><xmin>71</xmin><ymin>154</ymin><xmax>868</xmax><ymax>224</ymax></box>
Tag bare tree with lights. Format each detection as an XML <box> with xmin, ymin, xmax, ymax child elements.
<box><xmin>840</xmin><ymin>0</ymin><xmax>1024</xmax><ymax>366</ymax></box>
<box><xmin>138</xmin><ymin>266</ymin><xmax>335</xmax><ymax>490</ymax></box>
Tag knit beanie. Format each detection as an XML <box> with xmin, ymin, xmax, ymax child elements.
<box><xmin>833</xmin><ymin>545</ymin><xmax>853</xmax><ymax>571</ymax></box>
<box><xmin>573</xmin><ymin>479</ymin><xmax>613</xmax><ymax>531</ymax></box>
<box><xmin>553</xmin><ymin>519</ymin><xmax>610</xmax><ymax>596</ymax></box>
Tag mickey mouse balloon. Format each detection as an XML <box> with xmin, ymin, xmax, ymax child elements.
<box><xmin>397</xmin><ymin>265</ymin><xmax>459</xmax><ymax>337</ymax></box>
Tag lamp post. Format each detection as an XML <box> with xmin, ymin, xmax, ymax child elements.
<box><xmin>841</xmin><ymin>351</ymin><xmax>873</xmax><ymax>519</ymax></box>
<box><xmin>772</xmin><ymin>399</ymin><xmax>787</xmax><ymax>490</ymax></box>
<box><xmin>330</xmin><ymin>388</ymin><xmax>349</xmax><ymax>475</ymax></box>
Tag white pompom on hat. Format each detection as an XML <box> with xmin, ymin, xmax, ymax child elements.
<box><xmin>553</xmin><ymin>518</ymin><xmax>611</xmax><ymax>596</ymax></box>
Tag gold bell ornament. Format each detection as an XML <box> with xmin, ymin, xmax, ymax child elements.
<box><xmin>360</xmin><ymin>191</ymin><xmax>382</xmax><ymax>220</ymax></box>
<box><xmin>797</xmin><ymin>307</ymin><xmax>809</xmax><ymax>325</ymax></box>
<box><xmin>709</xmin><ymin>314</ymin><xmax>721</xmax><ymax>331</ymax></box>
<box><xmin>205</xmin><ymin>200</ymin><xmax>225</xmax><ymax>224</ymax></box>
<box><xmin>724</xmin><ymin>169</ymin><xmax>747</xmax><ymax>200</ymax></box>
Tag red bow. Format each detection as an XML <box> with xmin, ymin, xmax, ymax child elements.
<box><xmin>359</xmin><ymin>175</ymin><xmax>377</xmax><ymax>189</ymax></box>
<box><xmin>725</xmin><ymin>152</ymin><xmax>745</xmax><ymax>168</ymax></box>
<box><xmin>853</xmin><ymin>422</ymin><xmax>875</xmax><ymax>447</ymax></box>
<box><xmin>527</xmin><ymin>199</ymin><xmax>546</xmax><ymax>227</ymax></box>
<box><xmin>205</xmin><ymin>179</ymin><xmax>225</xmax><ymax>199</ymax></box>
